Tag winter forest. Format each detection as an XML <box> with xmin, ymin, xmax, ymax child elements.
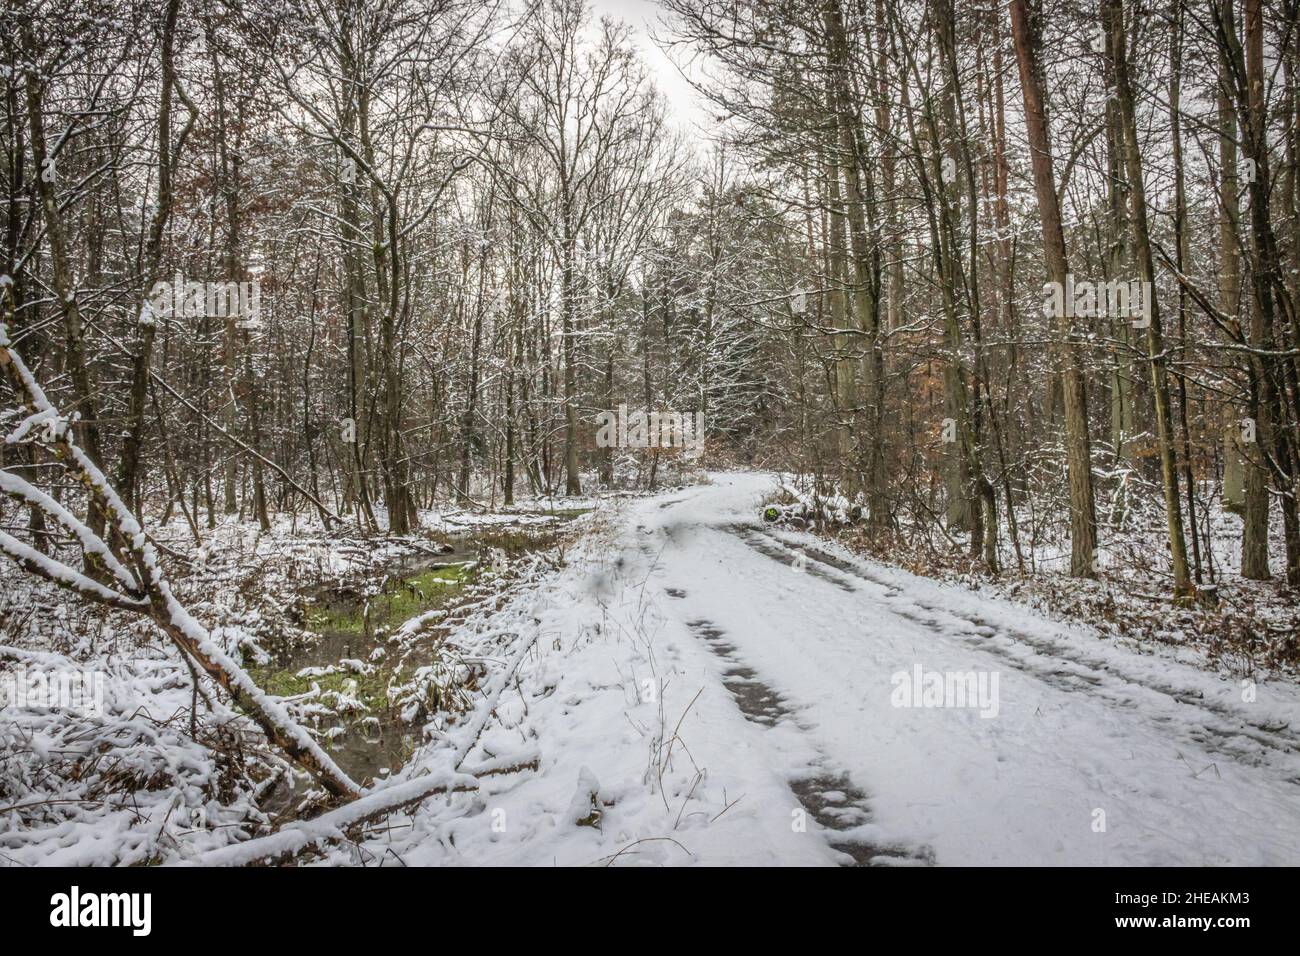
<box><xmin>2</xmin><ymin>0</ymin><xmax>1300</xmax><ymax>873</ymax></box>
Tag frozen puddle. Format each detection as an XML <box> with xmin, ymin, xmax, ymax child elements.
<box><xmin>686</xmin><ymin>617</ymin><xmax>933</xmax><ymax>866</ymax></box>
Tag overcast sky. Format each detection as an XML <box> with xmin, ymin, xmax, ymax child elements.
<box><xmin>586</xmin><ymin>0</ymin><xmax>711</xmax><ymax>132</ymax></box>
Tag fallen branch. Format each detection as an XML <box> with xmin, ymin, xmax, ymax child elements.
<box><xmin>187</xmin><ymin>628</ymin><xmax>540</xmax><ymax>865</ymax></box>
<box><xmin>188</xmin><ymin>766</ymin><xmax>480</xmax><ymax>867</ymax></box>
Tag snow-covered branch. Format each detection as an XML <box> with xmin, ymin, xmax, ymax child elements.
<box><xmin>0</xmin><ymin>300</ymin><xmax>361</xmax><ymax>801</ymax></box>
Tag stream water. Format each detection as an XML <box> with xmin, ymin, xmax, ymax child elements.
<box><xmin>260</xmin><ymin>512</ymin><xmax>583</xmax><ymax>812</ymax></box>
<box><xmin>274</xmin><ymin>547</ymin><xmax>478</xmax><ymax>792</ymax></box>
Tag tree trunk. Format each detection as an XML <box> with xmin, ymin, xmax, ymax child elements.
<box><xmin>1105</xmin><ymin>0</ymin><xmax>1193</xmax><ymax>598</ymax></box>
<box><xmin>1010</xmin><ymin>0</ymin><xmax>1098</xmax><ymax>577</ymax></box>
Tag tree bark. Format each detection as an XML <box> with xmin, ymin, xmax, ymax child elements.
<box><xmin>1009</xmin><ymin>0</ymin><xmax>1098</xmax><ymax>577</ymax></box>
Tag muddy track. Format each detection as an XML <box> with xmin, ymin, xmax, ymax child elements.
<box><xmin>730</xmin><ymin>528</ymin><xmax>856</xmax><ymax>593</ymax></box>
<box><xmin>725</xmin><ymin>522</ymin><xmax>1300</xmax><ymax>775</ymax></box>
<box><xmin>684</xmin><ymin>615</ymin><xmax>934</xmax><ymax>866</ymax></box>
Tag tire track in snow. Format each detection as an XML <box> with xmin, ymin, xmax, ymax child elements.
<box><xmin>640</xmin><ymin>498</ymin><xmax>933</xmax><ymax>864</ymax></box>
<box><xmin>729</xmin><ymin>523</ymin><xmax>1300</xmax><ymax>779</ymax></box>
<box><xmin>629</xmin><ymin>515</ymin><xmax>935</xmax><ymax>874</ymax></box>
<box><xmin>682</xmin><ymin>613</ymin><xmax>934</xmax><ymax>866</ymax></box>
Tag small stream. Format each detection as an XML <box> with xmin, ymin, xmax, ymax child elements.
<box><xmin>258</xmin><ymin>512</ymin><xmax>583</xmax><ymax>813</ymax></box>
<box><xmin>284</xmin><ymin>545</ymin><xmax>479</xmax><ymax>670</ymax></box>
<box><xmin>276</xmin><ymin>547</ymin><xmax>478</xmax><ymax>791</ymax></box>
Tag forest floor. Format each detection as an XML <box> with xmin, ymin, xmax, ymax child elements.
<box><xmin>4</xmin><ymin>471</ymin><xmax>1300</xmax><ymax>865</ymax></box>
<box><xmin>332</xmin><ymin>471</ymin><xmax>1300</xmax><ymax>866</ymax></box>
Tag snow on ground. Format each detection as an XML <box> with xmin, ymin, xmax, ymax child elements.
<box><xmin>8</xmin><ymin>471</ymin><xmax>1297</xmax><ymax>866</ymax></box>
<box><xmin>349</xmin><ymin>472</ymin><xmax>1300</xmax><ymax>866</ymax></box>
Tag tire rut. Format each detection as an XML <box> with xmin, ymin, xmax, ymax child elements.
<box><xmin>726</xmin><ymin>522</ymin><xmax>1300</xmax><ymax>774</ymax></box>
<box><xmin>685</xmin><ymin>616</ymin><xmax>934</xmax><ymax>866</ymax></box>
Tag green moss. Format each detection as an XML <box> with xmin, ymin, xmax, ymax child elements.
<box><xmin>385</xmin><ymin>564</ymin><xmax>470</xmax><ymax>619</ymax></box>
<box><xmin>248</xmin><ymin>663</ymin><xmax>393</xmax><ymax>710</ymax></box>
<box><xmin>476</xmin><ymin>526</ymin><xmax>570</xmax><ymax>556</ymax></box>
<box><xmin>304</xmin><ymin>563</ymin><xmax>472</xmax><ymax>636</ymax></box>
<box><xmin>245</xmin><ymin>563</ymin><xmax>478</xmax><ymax>734</ymax></box>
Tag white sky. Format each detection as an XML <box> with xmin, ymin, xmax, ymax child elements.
<box><xmin>586</xmin><ymin>0</ymin><xmax>711</xmax><ymax>132</ymax></box>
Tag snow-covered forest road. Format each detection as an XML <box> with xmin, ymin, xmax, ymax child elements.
<box><xmin>369</xmin><ymin>473</ymin><xmax>1300</xmax><ymax>867</ymax></box>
